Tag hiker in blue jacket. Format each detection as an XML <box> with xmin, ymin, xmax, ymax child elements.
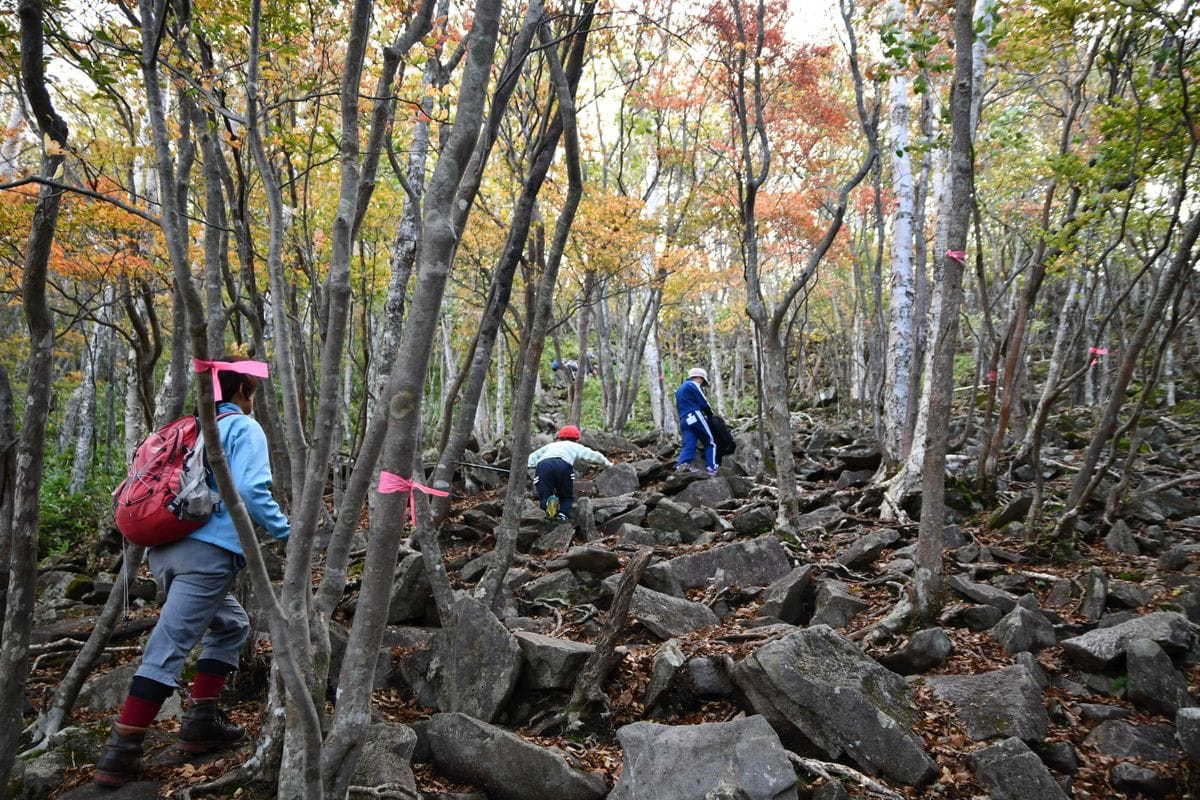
<box><xmin>96</xmin><ymin>362</ymin><xmax>290</xmax><ymax>788</ymax></box>
<box><xmin>675</xmin><ymin>367</ymin><xmax>718</xmax><ymax>475</ymax></box>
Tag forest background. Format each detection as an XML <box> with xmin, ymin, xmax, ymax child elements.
<box><xmin>0</xmin><ymin>0</ymin><xmax>1197</xmax><ymax>795</ymax></box>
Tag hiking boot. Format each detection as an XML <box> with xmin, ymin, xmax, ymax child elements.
<box><xmin>94</xmin><ymin>722</ymin><xmax>147</xmax><ymax>787</ymax></box>
<box><xmin>554</xmin><ymin>512</ymin><xmax>568</xmax><ymax>523</ymax></box>
<box><xmin>545</xmin><ymin>494</ymin><xmax>559</xmax><ymax>519</ymax></box>
<box><xmin>706</xmin><ymin>466</ymin><xmax>718</xmax><ymax>476</ymax></box>
<box><xmin>178</xmin><ymin>699</ymin><xmax>245</xmax><ymax>754</ymax></box>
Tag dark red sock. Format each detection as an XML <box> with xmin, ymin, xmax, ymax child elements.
<box><xmin>190</xmin><ymin>671</ymin><xmax>227</xmax><ymax>701</ymax></box>
<box><xmin>117</xmin><ymin>694</ymin><xmax>162</xmax><ymax>728</ymax></box>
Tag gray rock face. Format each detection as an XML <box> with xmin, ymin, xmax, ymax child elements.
<box><xmin>646</xmin><ymin>498</ymin><xmax>706</xmax><ymax>540</ymax></box>
<box><xmin>836</xmin><ymin>529</ymin><xmax>900</xmax><ymax>569</ymax></box>
<box><xmin>759</xmin><ymin>565</ymin><xmax>815</xmax><ymax>624</ymax></box>
<box><xmin>437</xmin><ymin>598</ymin><xmax>521</xmax><ymax>722</ymax></box>
<box><xmin>948</xmin><ymin>575</ymin><xmax>1019</xmax><ymax>612</ymax></box>
<box><xmin>566</xmin><ymin>545</ymin><xmax>621</xmax><ymax>575</ymax></box>
<box><xmin>644</xmin><ymin>640</ymin><xmax>687</xmax><ymax>710</ymax></box>
<box><xmin>1110</xmin><ymin>762</ymin><xmax>1175</xmax><ymax>796</ymax></box>
<box><xmin>351</xmin><ymin>722</ymin><xmax>417</xmax><ymax>791</ymax></box>
<box><xmin>795</xmin><ymin>505</ymin><xmax>843</xmax><ymax>532</ymax></box>
<box><xmin>676</xmin><ymin>477</ymin><xmax>734</xmax><ymax>508</ymax></box>
<box><xmin>1061</xmin><ymin>611</ymin><xmax>1194</xmax><ymax>670</ymax></box>
<box><xmin>809</xmin><ymin>579</ymin><xmax>868</xmax><ymax>629</ymax></box>
<box><xmin>926</xmin><ymin>665</ymin><xmax>1049</xmax><ymax>742</ymax></box>
<box><xmin>1107</xmin><ymin>580</ymin><xmax>1150</xmax><ymax>609</ymax></box>
<box><xmin>1126</xmin><ymin>639</ymin><xmax>1195</xmax><ymax>718</ymax></box>
<box><xmin>732</xmin><ymin>625</ymin><xmax>936</xmax><ymax>786</ymax></box>
<box><xmin>732</xmin><ymin>505</ymin><xmax>775</xmax><ymax>536</ymax></box>
<box><xmin>427</xmin><ymin>713</ymin><xmax>606</xmax><ymax>800</ymax></box>
<box><xmin>596</xmin><ymin>464</ymin><xmax>641</xmax><ymax>496</ymax></box>
<box><xmin>79</xmin><ymin>662</ymin><xmax>182</xmax><ymax>720</ymax></box>
<box><xmin>522</xmin><ymin>571</ymin><xmax>605</xmax><ymax>606</ymax></box>
<box><xmin>689</xmin><ymin>656</ymin><xmax>736</xmax><ymax>698</ymax></box>
<box><xmin>987</xmin><ymin>494</ymin><xmax>1032</xmax><ymax>530</ymax></box>
<box><xmin>515</xmin><ymin>631</ymin><xmax>594</xmax><ymax>690</ymax></box>
<box><xmin>388</xmin><ymin>551</ymin><xmax>433</xmax><ymax>623</ymax></box>
<box><xmin>970</xmin><ymin>737</ymin><xmax>1069</xmax><ymax>800</ymax></box>
<box><xmin>629</xmin><ymin>586</ymin><xmax>719</xmax><ymax>639</ymax></box>
<box><xmin>1084</xmin><ymin>720</ymin><xmax>1178</xmax><ymax>762</ymax></box>
<box><xmin>1176</xmin><ymin>707</ymin><xmax>1200</xmax><ymax>762</ymax></box>
<box><xmin>1079</xmin><ymin>567</ymin><xmax>1108</xmax><ymax>622</ymax></box>
<box><xmin>991</xmin><ymin>605</ymin><xmax>1056</xmax><ymax>654</ymax></box>
<box><xmin>942</xmin><ymin>603</ymin><xmax>1004</xmax><ymax>631</ymax></box>
<box><xmin>1105</xmin><ymin>519</ymin><xmax>1140</xmax><ymax>556</ymax></box>
<box><xmin>608</xmin><ymin>717</ymin><xmax>798</xmax><ymax>800</ymax></box>
<box><xmin>664</xmin><ymin>537</ymin><xmax>791</xmax><ymax>591</ymax></box>
<box><xmin>877</xmin><ymin>628</ymin><xmax>952</xmax><ymax>675</ymax></box>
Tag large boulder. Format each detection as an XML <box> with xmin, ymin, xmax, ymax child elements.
<box><xmin>732</xmin><ymin>625</ymin><xmax>936</xmax><ymax>786</ymax></box>
<box><xmin>427</xmin><ymin>713</ymin><xmax>606</xmax><ymax>800</ymax></box>
<box><xmin>515</xmin><ymin>631</ymin><xmax>594</xmax><ymax>690</ymax></box>
<box><xmin>1177</xmin><ymin>707</ymin><xmax>1200</xmax><ymax>762</ymax></box>
<box><xmin>595</xmin><ymin>464</ymin><xmax>641</xmax><ymax>496</ymax></box>
<box><xmin>436</xmin><ymin>598</ymin><xmax>521</xmax><ymax>721</ymax></box>
<box><xmin>1084</xmin><ymin>720</ymin><xmax>1178</xmax><ymax>762</ymax></box>
<box><xmin>877</xmin><ymin>628</ymin><xmax>952</xmax><ymax>675</ymax></box>
<box><xmin>948</xmin><ymin>575</ymin><xmax>1019</xmax><ymax>612</ymax></box>
<box><xmin>351</xmin><ymin>722</ymin><xmax>417</xmax><ymax>792</ymax></box>
<box><xmin>1126</xmin><ymin>638</ymin><xmax>1196</xmax><ymax>718</ymax></box>
<box><xmin>926</xmin><ymin>665</ymin><xmax>1049</xmax><ymax>742</ymax></box>
<box><xmin>609</xmin><ymin>717</ymin><xmax>798</xmax><ymax>800</ymax></box>
<box><xmin>628</xmin><ymin>586</ymin><xmax>719</xmax><ymax>639</ymax></box>
<box><xmin>676</xmin><ymin>477</ymin><xmax>734</xmax><ymax>509</ymax></box>
<box><xmin>809</xmin><ymin>580</ymin><xmax>868</xmax><ymax>629</ymax></box>
<box><xmin>836</xmin><ymin>529</ymin><xmax>900</xmax><ymax>569</ymax></box>
<box><xmin>758</xmin><ymin>565</ymin><xmax>815</xmax><ymax>624</ymax></box>
<box><xmin>646</xmin><ymin>498</ymin><xmax>706</xmax><ymax>542</ymax></box>
<box><xmin>991</xmin><ymin>605</ymin><xmax>1056</xmax><ymax>654</ymax></box>
<box><xmin>388</xmin><ymin>551</ymin><xmax>433</xmax><ymax>623</ymax></box>
<box><xmin>1061</xmin><ymin>611</ymin><xmax>1194</xmax><ymax>670</ymax></box>
<box><xmin>970</xmin><ymin>737</ymin><xmax>1069</xmax><ymax>800</ymax></box>
<box><xmin>664</xmin><ymin>537</ymin><xmax>792</xmax><ymax>591</ymax></box>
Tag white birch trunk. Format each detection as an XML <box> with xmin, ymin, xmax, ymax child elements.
<box><xmin>644</xmin><ymin>318</ymin><xmax>666</xmax><ymax>432</ymax></box>
<box><xmin>704</xmin><ymin>294</ymin><xmax>726</xmax><ymax>415</ymax></box>
<box><xmin>882</xmin><ymin>0</ymin><xmax>917</xmax><ymax>462</ymax></box>
<box><xmin>493</xmin><ymin>339</ymin><xmax>506</xmax><ymax>441</ymax></box>
<box><xmin>123</xmin><ymin>350</ymin><xmax>145</xmax><ymax>461</ymax></box>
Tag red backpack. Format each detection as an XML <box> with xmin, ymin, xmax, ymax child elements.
<box><xmin>113</xmin><ymin>412</ymin><xmax>237</xmax><ymax>547</ymax></box>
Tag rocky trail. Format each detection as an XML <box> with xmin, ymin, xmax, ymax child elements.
<box><xmin>16</xmin><ymin>406</ymin><xmax>1200</xmax><ymax>800</ymax></box>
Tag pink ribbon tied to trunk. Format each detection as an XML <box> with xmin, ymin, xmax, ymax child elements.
<box><xmin>945</xmin><ymin>249</ymin><xmax>967</xmax><ymax>265</ymax></box>
<box><xmin>192</xmin><ymin>358</ymin><xmax>271</xmax><ymax>400</ymax></box>
<box><xmin>378</xmin><ymin>471</ymin><xmax>450</xmax><ymax>527</ymax></box>
<box><xmin>1088</xmin><ymin>346</ymin><xmax>1109</xmax><ymax>366</ymax></box>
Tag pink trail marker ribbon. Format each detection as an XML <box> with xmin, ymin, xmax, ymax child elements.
<box><xmin>378</xmin><ymin>471</ymin><xmax>450</xmax><ymax>527</ymax></box>
<box><xmin>1088</xmin><ymin>346</ymin><xmax>1109</xmax><ymax>366</ymax></box>
<box><xmin>945</xmin><ymin>250</ymin><xmax>967</xmax><ymax>265</ymax></box>
<box><xmin>192</xmin><ymin>358</ymin><xmax>271</xmax><ymax>400</ymax></box>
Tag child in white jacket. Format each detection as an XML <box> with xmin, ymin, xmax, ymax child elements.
<box><xmin>527</xmin><ymin>425</ymin><xmax>612</xmax><ymax>521</ymax></box>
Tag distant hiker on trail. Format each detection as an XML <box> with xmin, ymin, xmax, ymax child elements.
<box><xmin>675</xmin><ymin>367</ymin><xmax>718</xmax><ymax>475</ymax></box>
<box><xmin>95</xmin><ymin>360</ymin><xmax>291</xmax><ymax>788</ymax></box>
<box><xmin>527</xmin><ymin>425</ymin><xmax>612</xmax><ymax>522</ymax></box>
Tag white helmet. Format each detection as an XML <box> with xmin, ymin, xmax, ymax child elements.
<box><xmin>687</xmin><ymin>367</ymin><xmax>708</xmax><ymax>383</ymax></box>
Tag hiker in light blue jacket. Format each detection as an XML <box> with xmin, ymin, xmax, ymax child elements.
<box><xmin>96</xmin><ymin>363</ymin><xmax>290</xmax><ymax>787</ymax></box>
<box><xmin>675</xmin><ymin>367</ymin><xmax>717</xmax><ymax>475</ymax></box>
<box><xmin>527</xmin><ymin>425</ymin><xmax>612</xmax><ymax>521</ymax></box>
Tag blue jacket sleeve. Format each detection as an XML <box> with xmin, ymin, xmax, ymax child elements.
<box><xmin>227</xmin><ymin>419</ymin><xmax>291</xmax><ymax>541</ymax></box>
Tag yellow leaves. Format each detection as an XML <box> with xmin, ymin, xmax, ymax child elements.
<box><xmin>43</xmin><ymin>133</ymin><xmax>66</xmax><ymax>157</ymax></box>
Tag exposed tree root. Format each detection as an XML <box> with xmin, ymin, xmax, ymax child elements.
<box><xmin>787</xmin><ymin>752</ymin><xmax>904</xmax><ymax>800</ymax></box>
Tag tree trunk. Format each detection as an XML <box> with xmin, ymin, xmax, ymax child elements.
<box><xmin>912</xmin><ymin>0</ymin><xmax>975</xmax><ymax>625</ymax></box>
<box><xmin>882</xmin><ymin>0</ymin><xmax>917</xmax><ymax>463</ymax></box>
<box><xmin>477</xmin><ymin>11</ymin><xmax>590</xmax><ymax>608</ymax></box>
<box><xmin>318</xmin><ymin>1</ymin><xmax>504</xmax><ymax>792</ymax></box>
<box><xmin>0</xmin><ymin>2</ymin><xmax>69</xmax><ymax>787</ymax></box>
